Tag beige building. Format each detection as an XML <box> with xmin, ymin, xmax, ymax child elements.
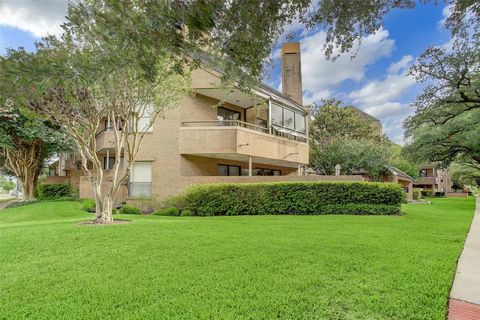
<box><xmin>413</xmin><ymin>164</ymin><xmax>453</xmax><ymax>193</ymax></box>
<box><xmin>346</xmin><ymin>106</ymin><xmax>383</xmax><ymax>136</ymax></box>
<box><xmin>45</xmin><ymin>43</ymin><xmax>365</xmax><ymax>201</ymax></box>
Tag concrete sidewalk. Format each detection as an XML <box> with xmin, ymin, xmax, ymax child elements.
<box><xmin>449</xmin><ymin>196</ymin><xmax>480</xmax><ymax>319</ymax></box>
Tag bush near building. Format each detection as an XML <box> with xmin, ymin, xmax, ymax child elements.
<box><xmin>36</xmin><ymin>183</ymin><xmax>74</xmax><ymax>200</ymax></box>
<box><xmin>168</xmin><ymin>182</ymin><xmax>404</xmax><ymax>216</ymax></box>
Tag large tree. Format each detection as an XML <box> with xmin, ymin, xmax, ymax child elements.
<box><xmin>0</xmin><ymin>50</ymin><xmax>71</xmax><ymax>200</ymax></box>
<box><xmin>64</xmin><ymin>1</ymin><xmax>479</xmax><ymax>88</ymax></box>
<box><xmin>404</xmin><ymin>35</ymin><xmax>480</xmax><ymax>172</ymax></box>
<box><xmin>309</xmin><ymin>100</ymin><xmax>391</xmax><ymax>179</ymax></box>
<box><xmin>3</xmin><ymin>37</ymin><xmax>189</xmax><ymax>223</ymax></box>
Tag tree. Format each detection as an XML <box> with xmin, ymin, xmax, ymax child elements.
<box><xmin>309</xmin><ymin>100</ymin><xmax>391</xmax><ymax>179</ymax></box>
<box><xmin>63</xmin><ymin>1</ymin><xmax>479</xmax><ymax>90</ymax></box>
<box><xmin>450</xmin><ymin>162</ymin><xmax>480</xmax><ymax>188</ymax></box>
<box><xmin>1</xmin><ymin>181</ymin><xmax>15</xmax><ymax>193</ymax></box>
<box><xmin>389</xmin><ymin>144</ymin><xmax>419</xmax><ymax>180</ymax></box>
<box><xmin>310</xmin><ymin>138</ymin><xmax>392</xmax><ymax>179</ymax></box>
<box><xmin>309</xmin><ymin>99</ymin><xmax>380</xmax><ymax>144</ymax></box>
<box><xmin>404</xmin><ymin>37</ymin><xmax>480</xmax><ymax>169</ymax></box>
<box><xmin>0</xmin><ymin>50</ymin><xmax>71</xmax><ymax>200</ymax></box>
<box><xmin>4</xmin><ymin>37</ymin><xmax>189</xmax><ymax>223</ymax></box>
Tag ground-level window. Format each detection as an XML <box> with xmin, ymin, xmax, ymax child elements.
<box><xmin>255</xmin><ymin>168</ymin><xmax>281</xmax><ymax>176</ymax></box>
<box><xmin>217</xmin><ymin>164</ymin><xmax>241</xmax><ymax>176</ymax></box>
<box><xmin>129</xmin><ymin>161</ymin><xmax>152</xmax><ymax>196</ymax></box>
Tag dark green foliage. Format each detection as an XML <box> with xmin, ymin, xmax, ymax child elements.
<box><xmin>153</xmin><ymin>207</ymin><xmax>180</xmax><ymax>216</ymax></box>
<box><xmin>37</xmin><ymin>184</ymin><xmax>73</xmax><ymax>200</ymax></box>
<box><xmin>81</xmin><ymin>199</ymin><xmax>96</xmax><ymax>213</ymax></box>
<box><xmin>421</xmin><ymin>190</ymin><xmax>433</xmax><ymax>198</ymax></box>
<box><xmin>119</xmin><ymin>205</ymin><xmax>141</xmax><ymax>215</ymax></box>
<box><xmin>435</xmin><ymin>192</ymin><xmax>446</xmax><ymax>197</ymax></box>
<box><xmin>168</xmin><ymin>182</ymin><xmax>403</xmax><ymax>216</ymax></box>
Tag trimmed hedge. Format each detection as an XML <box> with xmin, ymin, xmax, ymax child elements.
<box><xmin>37</xmin><ymin>184</ymin><xmax>73</xmax><ymax>200</ymax></box>
<box><xmin>169</xmin><ymin>182</ymin><xmax>403</xmax><ymax>216</ymax></box>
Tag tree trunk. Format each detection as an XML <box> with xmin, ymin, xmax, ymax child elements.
<box><xmin>21</xmin><ymin>177</ymin><xmax>36</xmax><ymax>200</ymax></box>
<box><xmin>92</xmin><ymin>184</ymin><xmax>114</xmax><ymax>224</ymax></box>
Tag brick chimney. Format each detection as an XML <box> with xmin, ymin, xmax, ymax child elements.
<box><xmin>281</xmin><ymin>42</ymin><xmax>303</xmax><ymax>105</ymax></box>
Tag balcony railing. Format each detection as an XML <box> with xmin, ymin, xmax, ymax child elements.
<box><xmin>181</xmin><ymin>120</ymin><xmax>307</xmax><ymax>142</ymax></box>
<box><xmin>182</xmin><ymin>120</ymin><xmax>268</xmax><ymax>133</ymax></box>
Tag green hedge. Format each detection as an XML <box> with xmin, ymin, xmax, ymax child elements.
<box><xmin>37</xmin><ymin>183</ymin><xmax>73</xmax><ymax>200</ymax></box>
<box><xmin>168</xmin><ymin>182</ymin><xmax>403</xmax><ymax>216</ymax></box>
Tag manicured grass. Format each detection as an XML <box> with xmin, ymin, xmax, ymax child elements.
<box><xmin>0</xmin><ymin>198</ymin><xmax>475</xmax><ymax>319</ymax></box>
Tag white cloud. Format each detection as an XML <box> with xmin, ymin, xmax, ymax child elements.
<box><xmin>303</xmin><ymin>89</ymin><xmax>331</xmax><ymax>105</ymax></box>
<box><xmin>348</xmin><ymin>73</ymin><xmax>415</xmax><ymax>106</ymax></box>
<box><xmin>0</xmin><ymin>1</ymin><xmax>69</xmax><ymax>37</ymax></box>
<box><xmin>364</xmin><ymin>102</ymin><xmax>409</xmax><ymax>119</ymax></box>
<box><xmin>387</xmin><ymin>55</ymin><xmax>414</xmax><ymax>74</ymax></box>
<box><xmin>301</xmin><ymin>29</ymin><xmax>395</xmax><ymax>93</ymax></box>
<box><xmin>347</xmin><ymin>55</ymin><xmax>418</xmax><ymax>143</ymax></box>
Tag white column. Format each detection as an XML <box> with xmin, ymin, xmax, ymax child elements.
<box><xmin>297</xmin><ymin>163</ymin><xmax>301</xmax><ymax>176</ymax></box>
<box><xmin>248</xmin><ymin>156</ymin><xmax>253</xmax><ymax>176</ymax></box>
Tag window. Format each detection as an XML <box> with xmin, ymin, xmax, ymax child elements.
<box><xmin>283</xmin><ymin>108</ymin><xmax>295</xmax><ymax>130</ymax></box>
<box><xmin>138</xmin><ymin>116</ymin><xmax>153</xmax><ymax>132</ymax></box>
<box><xmin>105</xmin><ymin>119</ymin><xmax>113</xmax><ymax>131</ymax></box>
<box><xmin>129</xmin><ymin>162</ymin><xmax>152</xmax><ymax>196</ymax></box>
<box><xmin>271</xmin><ymin>103</ymin><xmax>307</xmax><ymax>135</ymax></box>
<box><xmin>255</xmin><ymin>168</ymin><xmax>281</xmax><ymax>176</ymax></box>
<box><xmin>103</xmin><ymin>156</ymin><xmax>124</xmax><ymax>170</ymax></box>
<box><xmin>217</xmin><ymin>164</ymin><xmax>241</xmax><ymax>176</ymax></box>
<box><xmin>218</xmin><ymin>107</ymin><xmax>240</xmax><ymax>124</ymax></box>
<box><xmin>420</xmin><ymin>169</ymin><xmax>428</xmax><ymax>177</ymax></box>
<box><xmin>271</xmin><ymin>104</ymin><xmax>283</xmax><ymax>126</ymax></box>
<box><xmin>295</xmin><ymin>113</ymin><xmax>306</xmax><ymax>133</ymax></box>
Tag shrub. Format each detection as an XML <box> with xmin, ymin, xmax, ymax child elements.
<box><xmin>127</xmin><ymin>197</ymin><xmax>162</xmax><ymax>214</ymax></box>
<box><xmin>435</xmin><ymin>192</ymin><xmax>446</xmax><ymax>197</ymax></box>
<box><xmin>37</xmin><ymin>184</ymin><xmax>73</xmax><ymax>200</ymax></box>
<box><xmin>167</xmin><ymin>182</ymin><xmax>404</xmax><ymax>216</ymax></box>
<box><xmin>421</xmin><ymin>190</ymin><xmax>433</xmax><ymax>198</ymax></box>
<box><xmin>81</xmin><ymin>199</ymin><xmax>96</xmax><ymax>212</ymax></box>
<box><xmin>413</xmin><ymin>189</ymin><xmax>422</xmax><ymax>200</ymax></box>
<box><xmin>153</xmin><ymin>207</ymin><xmax>179</xmax><ymax>216</ymax></box>
<box><xmin>181</xmin><ymin>209</ymin><xmax>193</xmax><ymax>216</ymax></box>
<box><xmin>119</xmin><ymin>205</ymin><xmax>141</xmax><ymax>215</ymax></box>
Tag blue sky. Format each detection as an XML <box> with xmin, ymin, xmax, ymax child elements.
<box><xmin>0</xmin><ymin>1</ymin><xmax>452</xmax><ymax>144</ymax></box>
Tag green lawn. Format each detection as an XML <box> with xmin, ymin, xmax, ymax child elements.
<box><xmin>0</xmin><ymin>198</ymin><xmax>475</xmax><ymax>319</ymax></box>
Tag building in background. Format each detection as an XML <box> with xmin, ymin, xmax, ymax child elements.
<box><xmin>45</xmin><ymin>43</ymin><xmax>365</xmax><ymax>202</ymax></box>
<box><xmin>346</xmin><ymin>106</ymin><xmax>383</xmax><ymax>136</ymax></box>
<box><xmin>413</xmin><ymin>164</ymin><xmax>453</xmax><ymax>194</ymax></box>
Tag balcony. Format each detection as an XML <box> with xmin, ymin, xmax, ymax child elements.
<box><xmin>95</xmin><ymin>130</ymin><xmax>124</xmax><ymax>152</ymax></box>
<box><xmin>415</xmin><ymin>176</ymin><xmax>437</xmax><ymax>186</ymax></box>
<box><xmin>179</xmin><ymin>120</ymin><xmax>309</xmax><ymax>165</ymax></box>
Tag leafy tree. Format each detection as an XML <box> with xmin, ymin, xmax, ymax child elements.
<box><xmin>309</xmin><ymin>100</ymin><xmax>391</xmax><ymax>179</ymax></box>
<box><xmin>450</xmin><ymin>162</ymin><xmax>480</xmax><ymax>188</ymax></box>
<box><xmin>1</xmin><ymin>181</ymin><xmax>15</xmax><ymax>193</ymax></box>
<box><xmin>309</xmin><ymin>99</ymin><xmax>379</xmax><ymax>145</ymax></box>
<box><xmin>3</xmin><ymin>37</ymin><xmax>190</xmax><ymax>223</ymax></box>
<box><xmin>0</xmin><ymin>50</ymin><xmax>71</xmax><ymax>200</ymax></box>
<box><xmin>310</xmin><ymin>138</ymin><xmax>391</xmax><ymax>179</ymax></box>
<box><xmin>64</xmin><ymin>1</ymin><xmax>479</xmax><ymax>89</ymax></box>
<box><xmin>404</xmin><ymin>38</ymin><xmax>480</xmax><ymax>170</ymax></box>
<box><xmin>389</xmin><ymin>144</ymin><xmax>419</xmax><ymax>179</ymax></box>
